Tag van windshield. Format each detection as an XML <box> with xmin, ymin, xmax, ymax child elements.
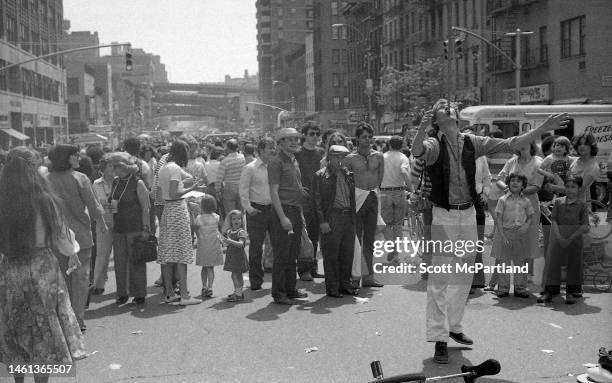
<box><xmin>493</xmin><ymin>120</ymin><xmax>519</xmax><ymax>138</ymax></box>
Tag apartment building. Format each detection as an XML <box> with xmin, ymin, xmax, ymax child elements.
<box><xmin>0</xmin><ymin>0</ymin><xmax>66</xmax><ymax>148</ymax></box>
<box><xmin>486</xmin><ymin>0</ymin><xmax>612</xmax><ymax>105</ymax></box>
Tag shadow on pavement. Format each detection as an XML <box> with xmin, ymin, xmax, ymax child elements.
<box><xmin>295</xmin><ymin>294</ymin><xmax>356</xmax><ymax>314</ymax></box>
<box><xmin>86</xmin><ymin>293</ymin><xmax>184</xmax><ymax>321</ymax></box>
<box><xmin>491</xmin><ymin>294</ymin><xmax>538</xmax><ymax>311</ymax></box>
<box><xmin>548</xmin><ymin>297</ymin><xmax>602</xmax><ymax>316</ymax></box>
<box><xmin>418</xmin><ymin>349</ymin><xmax>521</xmax><ymax>383</ymax></box>
<box><xmin>245</xmin><ymin>302</ymin><xmax>291</xmax><ymax>321</ymax></box>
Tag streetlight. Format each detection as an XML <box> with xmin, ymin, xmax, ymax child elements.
<box><xmin>505</xmin><ymin>29</ymin><xmax>534</xmax><ymax>105</ymax></box>
<box><xmin>272</xmin><ymin>80</ymin><xmax>295</xmax><ymax>112</ymax></box>
<box><xmin>332</xmin><ymin>23</ymin><xmax>373</xmax><ymax>123</ymax></box>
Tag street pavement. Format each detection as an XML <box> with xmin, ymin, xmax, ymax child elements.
<box><xmin>2</xmin><ymin>218</ymin><xmax>611</xmax><ymax>383</ymax></box>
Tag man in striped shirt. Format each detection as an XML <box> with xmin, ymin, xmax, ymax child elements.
<box><xmin>216</xmin><ymin>139</ymin><xmax>246</xmax><ymax>214</ymax></box>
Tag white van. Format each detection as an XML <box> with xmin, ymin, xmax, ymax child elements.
<box><xmin>459</xmin><ymin>104</ymin><xmax>612</xmax><ymax>202</ymax></box>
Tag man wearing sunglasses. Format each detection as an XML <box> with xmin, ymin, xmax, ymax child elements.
<box><xmin>344</xmin><ymin>122</ymin><xmax>385</xmax><ymax>288</ymax></box>
<box><xmin>294</xmin><ymin>121</ymin><xmax>326</xmax><ymax>281</ymax></box>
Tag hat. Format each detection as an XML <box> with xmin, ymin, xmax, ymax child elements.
<box><xmin>276</xmin><ymin>128</ymin><xmax>301</xmax><ymax>141</ymax></box>
<box><xmin>328</xmin><ymin>145</ymin><xmax>350</xmax><ymax>156</ymax></box>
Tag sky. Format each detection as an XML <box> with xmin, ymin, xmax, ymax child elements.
<box><xmin>63</xmin><ymin>0</ymin><xmax>259</xmax><ymax>83</ymax></box>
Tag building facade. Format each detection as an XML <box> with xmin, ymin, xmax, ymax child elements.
<box><xmin>256</xmin><ymin>0</ymin><xmax>314</xmax><ymax>131</ymax></box>
<box><xmin>486</xmin><ymin>0</ymin><xmax>612</xmax><ymax>105</ymax></box>
<box><xmin>0</xmin><ymin>0</ymin><xmax>66</xmax><ymax>148</ymax></box>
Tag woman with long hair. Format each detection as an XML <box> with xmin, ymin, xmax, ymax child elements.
<box><xmin>157</xmin><ymin>140</ymin><xmax>203</xmax><ymax>305</ymax></box>
<box><xmin>0</xmin><ymin>147</ymin><xmax>87</xmax><ymax>383</ymax></box>
<box><xmin>46</xmin><ymin>144</ymin><xmax>108</xmax><ymax>332</ymax></box>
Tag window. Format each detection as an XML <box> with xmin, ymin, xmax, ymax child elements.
<box><xmin>342</xmin><ymin>49</ymin><xmax>347</xmax><ymax>63</ymax></box>
<box><xmin>6</xmin><ymin>15</ymin><xmax>17</xmax><ymax>43</ymax></box>
<box><xmin>343</xmin><ymin>96</ymin><xmax>349</xmax><ymax>106</ymax></box>
<box><xmin>67</xmin><ymin>78</ymin><xmax>79</xmax><ymax>95</ymax></box>
<box><xmin>0</xmin><ymin>59</ymin><xmax>7</xmax><ymax>90</ymax></box>
<box><xmin>343</xmin><ymin>74</ymin><xmax>348</xmax><ymax>88</ymax></box>
<box><xmin>331</xmin><ymin>1</ymin><xmax>338</xmax><ymax>15</ymax></box>
<box><xmin>561</xmin><ymin>15</ymin><xmax>585</xmax><ymax>58</ymax></box>
<box><xmin>340</xmin><ymin>25</ymin><xmax>347</xmax><ymax>39</ymax></box>
<box><xmin>539</xmin><ymin>26</ymin><xmax>548</xmax><ymax>63</ymax></box>
<box><xmin>332</xmin><ymin>49</ymin><xmax>340</xmax><ymax>64</ymax></box>
<box><xmin>290</xmin><ymin>8</ymin><xmax>296</xmax><ymax>13</ymax></box>
<box><xmin>332</xmin><ymin>73</ymin><xmax>340</xmax><ymax>87</ymax></box>
<box><xmin>278</xmin><ymin>19</ymin><xmax>283</xmax><ymax>27</ymax></box>
<box><xmin>411</xmin><ymin>12</ymin><xmax>415</xmax><ymax>34</ymax></box>
<box><xmin>464</xmin><ymin>54</ymin><xmax>469</xmax><ymax>88</ymax></box>
<box><xmin>473</xmin><ymin>54</ymin><xmax>478</xmax><ymax>87</ymax></box>
<box><xmin>306</xmin><ymin>20</ymin><xmax>313</xmax><ymax>29</ymax></box>
<box><xmin>277</xmin><ymin>8</ymin><xmax>283</xmax><ymax>16</ymax></box>
<box><xmin>333</xmin><ymin>96</ymin><xmax>340</xmax><ymax>110</ymax></box>
<box><xmin>332</xmin><ymin>25</ymin><xmax>339</xmax><ymax>39</ymax></box>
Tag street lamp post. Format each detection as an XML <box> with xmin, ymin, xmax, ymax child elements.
<box><xmin>505</xmin><ymin>29</ymin><xmax>534</xmax><ymax>105</ymax></box>
<box><xmin>452</xmin><ymin>26</ymin><xmax>533</xmax><ymax>105</ymax></box>
<box><xmin>272</xmin><ymin>80</ymin><xmax>295</xmax><ymax>112</ymax></box>
<box><xmin>332</xmin><ymin>23</ymin><xmax>372</xmax><ymax>125</ymax></box>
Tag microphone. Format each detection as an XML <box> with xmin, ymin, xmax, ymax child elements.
<box><xmin>461</xmin><ymin>359</ymin><xmax>501</xmax><ymax>383</ymax></box>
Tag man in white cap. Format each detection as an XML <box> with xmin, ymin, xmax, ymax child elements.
<box><xmin>268</xmin><ymin>128</ymin><xmax>309</xmax><ymax>305</ymax></box>
<box><xmin>313</xmin><ymin>145</ymin><xmax>358</xmax><ymax>298</ymax></box>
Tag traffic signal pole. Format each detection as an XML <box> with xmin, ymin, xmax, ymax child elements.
<box><xmin>0</xmin><ymin>43</ymin><xmax>131</xmax><ymax>72</ymax></box>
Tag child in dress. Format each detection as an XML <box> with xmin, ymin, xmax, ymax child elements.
<box><xmin>539</xmin><ymin>176</ymin><xmax>589</xmax><ymax>304</ymax></box>
<box><xmin>492</xmin><ymin>173</ymin><xmax>535</xmax><ymax>298</ymax></box>
<box><xmin>538</xmin><ymin>136</ymin><xmax>573</xmax><ymax>188</ymax></box>
<box><xmin>222</xmin><ymin>210</ymin><xmax>249</xmax><ymax>302</ymax></box>
<box><xmin>194</xmin><ymin>194</ymin><xmax>224</xmax><ymax>298</ymax></box>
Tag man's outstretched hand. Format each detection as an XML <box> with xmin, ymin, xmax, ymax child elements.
<box><xmin>538</xmin><ymin>113</ymin><xmax>571</xmax><ymax>133</ymax></box>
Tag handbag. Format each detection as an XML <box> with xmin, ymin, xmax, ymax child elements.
<box><xmin>132</xmin><ymin>234</ymin><xmax>158</xmax><ymax>263</ymax></box>
<box><xmin>298</xmin><ymin>224</ymin><xmax>315</xmax><ymax>263</ymax></box>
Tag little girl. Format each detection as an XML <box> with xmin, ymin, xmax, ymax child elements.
<box><xmin>538</xmin><ymin>136</ymin><xmax>574</xmax><ymax>187</ymax></box>
<box><xmin>492</xmin><ymin>172</ymin><xmax>535</xmax><ymax>298</ymax></box>
<box><xmin>194</xmin><ymin>194</ymin><xmax>224</xmax><ymax>298</ymax></box>
<box><xmin>222</xmin><ymin>210</ymin><xmax>249</xmax><ymax>302</ymax></box>
<box><xmin>539</xmin><ymin>176</ymin><xmax>589</xmax><ymax>304</ymax></box>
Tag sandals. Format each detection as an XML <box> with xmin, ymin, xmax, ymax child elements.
<box><xmin>227</xmin><ymin>293</ymin><xmax>244</xmax><ymax>302</ymax></box>
<box><xmin>202</xmin><ymin>288</ymin><xmax>213</xmax><ymax>298</ymax></box>
<box><xmin>340</xmin><ymin>288</ymin><xmax>360</xmax><ymax>296</ymax></box>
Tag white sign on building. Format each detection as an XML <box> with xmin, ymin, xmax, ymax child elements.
<box><xmin>503</xmin><ymin>84</ymin><xmax>551</xmax><ymax>104</ymax></box>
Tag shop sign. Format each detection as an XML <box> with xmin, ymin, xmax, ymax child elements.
<box><xmin>503</xmin><ymin>84</ymin><xmax>550</xmax><ymax>104</ymax></box>
<box><xmin>38</xmin><ymin>114</ymin><xmax>51</xmax><ymax>126</ymax></box>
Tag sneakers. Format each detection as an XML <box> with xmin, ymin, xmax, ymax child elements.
<box><xmin>288</xmin><ymin>291</ymin><xmax>308</xmax><ymax>299</ymax></box>
<box><xmin>227</xmin><ymin>293</ymin><xmax>245</xmax><ymax>302</ymax></box>
<box><xmin>201</xmin><ymin>288</ymin><xmax>213</xmax><ymax>298</ymax></box>
<box><xmin>537</xmin><ymin>292</ymin><xmax>553</xmax><ymax>303</ymax></box>
<box><xmin>164</xmin><ymin>294</ymin><xmax>180</xmax><ymax>304</ymax></box>
<box><xmin>299</xmin><ymin>272</ymin><xmax>313</xmax><ymax>281</ymax></box>
<box><xmin>449</xmin><ymin>332</ymin><xmax>473</xmax><ymax>345</ymax></box>
<box><xmin>565</xmin><ymin>294</ymin><xmax>577</xmax><ymax>304</ymax></box>
<box><xmin>434</xmin><ymin>342</ymin><xmax>448</xmax><ymax>364</ymax></box>
<box><xmin>179</xmin><ymin>296</ymin><xmax>202</xmax><ymax>306</ymax></box>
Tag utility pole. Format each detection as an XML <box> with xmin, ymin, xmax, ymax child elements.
<box><xmin>505</xmin><ymin>28</ymin><xmax>534</xmax><ymax>105</ymax></box>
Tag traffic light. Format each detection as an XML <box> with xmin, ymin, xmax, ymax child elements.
<box><xmin>443</xmin><ymin>40</ymin><xmax>449</xmax><ymax>60</ymax></box>
<box><xmin>125</xmin><ymin>52</ymin><xmax>133</xmax><ymax>71</ymax></box>
<box><xmin>454</xmin><ymin>38</ymin><xmax>464</xmax><ymax>59</ymax></box>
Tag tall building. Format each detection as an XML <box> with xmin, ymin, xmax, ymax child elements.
<box><xmin>256</xmin><ymin>0</ymin><xmax>314</xmax><ymax>131</ymax></box>
<box><xmin>486</xmin><ymin>0</ymin><xmax>612</xmax><ymax>105</ymax></box>
<box><xmin>0</xmin><ymin>0</ymin><xmax>67</xmax><ymax>148</ymax></box>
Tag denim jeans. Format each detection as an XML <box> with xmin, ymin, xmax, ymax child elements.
<box><xmin>356</xmin><ymin>192</ymin><xmax>378</xmax><ymax>276</ymax></box>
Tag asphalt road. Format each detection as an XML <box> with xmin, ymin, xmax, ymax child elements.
<box><xmin>2</xmin><ymin>221</ymin><xmax>611</xmax><ymax>383</ymax></box>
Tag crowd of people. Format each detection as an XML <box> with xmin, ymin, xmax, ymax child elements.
<box><xmin>0</xmin><ymin>98</ymin><xmax>611</xmax><ymax>380</ymax></box>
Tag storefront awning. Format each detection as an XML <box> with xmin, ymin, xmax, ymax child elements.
<box><xmin>1</xmin><ymin>128</ymin><xmax>30</xmax><ymax>141</ymax></box>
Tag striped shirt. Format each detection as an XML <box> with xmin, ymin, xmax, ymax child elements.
<box><xmin>152</xmin><ymin>153</ymin><xmax>169</xmax><ymax>206</ymax></box>
<box><xmin>410</xmin><ymin>157</ymin><xmax>432</xmax><ymax>198</ymax></box>
<box><xmin>218</xmin><ymin>152</ymin><xmax>245</xmax><ymax>184</ymax></box>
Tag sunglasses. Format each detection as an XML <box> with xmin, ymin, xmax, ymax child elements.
<box><xmin>359</xmin><ymin>135</ymin><xmax>373</xmax><ymax>139</ymax></box>
<box><xmin>307</xmin><ymin>132</ymin><xmax>321</xmax><ymax>137</ymax></box>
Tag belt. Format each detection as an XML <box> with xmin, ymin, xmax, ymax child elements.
<box><xmin>251</xmin><ymin>203</ymin><xmax>271</xmax><ymax>209</ymax></box>
<box><xmin>331</xmin><ymin>208</ymin><xmax>353</xmax><ymax>215</ymax></box>
<box><xmin>434</xmin><ymin>202</ymin><xmax>473</xmax><ymax>210</ymax></box>
<box><xmin>380</xmin><ymin>186</ymin><xmax>406</xmax><ymax>191</ymax></box>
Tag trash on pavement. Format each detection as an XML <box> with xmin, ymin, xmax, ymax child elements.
<box><xmin>131</xmin><ymin>330</ymin><xmax>144</xmax><ymax>335</ymax></box>
<box><xmin>108</xmin><ymin>363</ymin><xmax>122</xmax><ymax>370</ymax></box>
<box><xmin>583</xmin><ymin>363</ymin><xmax>598</xmax><ymax>368</ymax></box>
<box><xmin>354</xmin><ymin>297</ymin><xmax>370</xmax><ymax>304</ymax></box>
<box><xmin>541</xmin><ymin>349</ymin><xmax>555</xmax><ymax>354</ymax></box>
<box><xmin>305</xmin><ymin>347</ymin><xmax>319</xmax><ymax>353</ymax></box>
<box><xmin>375</xmin><ymin>331</ymin><xmax>382</xmax><ymax>336</ymax></box>
<box><xmin>548</xmin><ymin>323</ymin><xmax>563</xmax><ymax>329</ymax></box>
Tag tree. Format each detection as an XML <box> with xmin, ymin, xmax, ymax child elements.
<box><xmin>376</xmin><ymin>57</ymin><xmax>444</xmax><ymax>118</ymax></box>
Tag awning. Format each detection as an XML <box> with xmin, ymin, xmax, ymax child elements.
<box><xmin>552</xmin><ymin>97</ymin><xmax>589</xmax><ymax>105</ymax></box>
<box><xmin>1</xmin><ymin>128</ymin><xmax>30</xmax><ymax>141</ymax></box>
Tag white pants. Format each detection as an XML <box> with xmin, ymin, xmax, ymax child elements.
<box><xmin>426</xmin><ymin>206</ymin><xmax>476</xmax><ymax>343</ymax></box>
<box><xmin>93</xmin><ymin>224</ymin><xmax>113</xmax><ymax>289</ymax></box>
